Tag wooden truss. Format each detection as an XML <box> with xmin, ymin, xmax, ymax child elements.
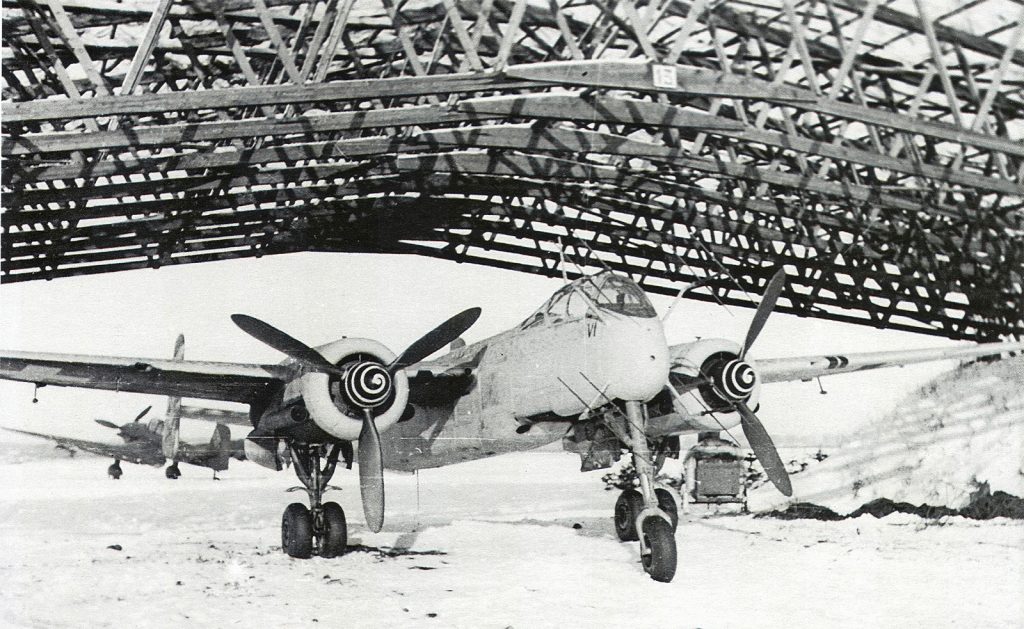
<box><xmin>2</xmin><ymin>0</ymin><xmax>1022</xmax><ymax>341</ymax></box>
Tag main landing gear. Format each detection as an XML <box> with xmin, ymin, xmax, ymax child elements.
<box><xmin>108</xmin><ymin>459</ymin><xmax>122</xmax><ymax>480</ymax></box>
<box><xmin>613</xmin><ymin>401</ymin><xmax>678</xmax><ymax>582</ymax></box>
<box><xmin>282</xmin><ymin>444</ymin><xmax>348</xmax><ymax>559</ymax></box>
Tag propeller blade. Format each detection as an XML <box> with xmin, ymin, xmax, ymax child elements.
<box><xmin>133</xmin><ymin>405</ymin><xmax>152</xmax><ymax>423</ymax></box>
<box><xmin>95</xmin><ymin>419</ymin><xmax>120</xmax><ymax>430</ymax></box>
<box><xmin>231</xmin><ymin>314</ymin><xmax>344</xmax><ymax>376</ymax></box>
<box><xmin>740</xmin><ymin>267</ymin><xmax>786</xmax><ymax>359</ymax></box>
<box><xmin>389</xmin><ymin>307</ymin><xmax>482</xmax><ymax>372</ymax></box>
<box><xmin>357</xmin><ymin>409</ymin><xmax>386</xmax><ymax>533</ymax></box>
<box><xmin>737</xmin><ymin>401</ymin><xmax>792</xmax><ymax>496</ymax></box>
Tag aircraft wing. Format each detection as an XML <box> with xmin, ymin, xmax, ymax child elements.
<box><xmin>2</xmin><ymin>427</ymin><xmax>166</xmax><ymax>466</ymax></box>
<box><xmin>179</xmin><ymin>405</ymin><xmax>252</xmax><ymax>426</ymax></box>
<box><xmin>753</xmin><ymin>341</ymin><xmax>1023</xmax><ymax>384</ymax></box>
<box><xmin>0</xmin><ymin>351</ymin><xmax>296</xmax><ymax>403</ymax></box>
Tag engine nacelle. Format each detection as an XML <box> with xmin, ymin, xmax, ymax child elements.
<box><xmin>299</xmin><ymin>338</ymin><xmax>410</xmax><ymax>442</ymax></box>
<box><xmin>667</xmin><ymin>338</ymin><xmax>761</xmax><ymax>431</ymax></box>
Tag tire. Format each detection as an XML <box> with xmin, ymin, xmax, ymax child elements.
<box><xmin>641</xmin><ymin>517</ymin><xmax>677</xmax><ymax>583</ymax></box>
<box><xmin>320</xmin><ymin>502</ymin><xmax>348</xmax><ymax>558</ymax></box>
<box><xmin>614</xmin><ymin>489</ymin><xmax>644</xmax><ymax>542</ymax></box>
<box><xmin>282</xmin><ymin>503</ymin><xmax>313</xmax><ymax>559</ymax></box>
<box><xmin>655</xmin><ymin>488</ymin><xmax>679</xmax><ymax>531</ymax></box>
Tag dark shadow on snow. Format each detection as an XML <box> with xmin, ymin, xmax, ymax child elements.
<box><xmin>757</xmin><ymin>487</ymin><xmax>1024</xmax><ymax>522</ymax></box>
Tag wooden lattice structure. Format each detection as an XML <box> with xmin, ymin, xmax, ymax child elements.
<box><xmin>2</xmin><ymin>0</ymin><xmax>1022</xmax><ymax>340</ymax></box>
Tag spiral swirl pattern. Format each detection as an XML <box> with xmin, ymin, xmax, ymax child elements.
<box><xmin>717</xmin><ymin>359</ymin><xmax>756</xmax><ymax>401</ymax></box>
<box><xmin>343</xmin><ymin>361</ymin><xmax>392</xmax><ymax>408</ymax></box>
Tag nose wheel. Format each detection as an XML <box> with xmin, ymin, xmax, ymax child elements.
<box><xmin>618</xmin><ymin>401</ymin><xmax>678</xmax><ymax>583</ymax></box>
<box><xmin>283</xmin><ymin>444</ymin><xmax>348</xmax><ymax>559</ymax></box>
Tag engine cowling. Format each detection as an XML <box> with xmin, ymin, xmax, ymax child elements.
<box><xmin>667</xmin><ymin>338</ymin><xmax>761</xmax><ymax>431</ymax></box>
<box><xmin>299</xmin><ymin>338</ymin><xmax>410</xmax><ymax>442</ymax></box>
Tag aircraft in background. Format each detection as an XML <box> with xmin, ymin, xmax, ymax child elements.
<box><xmin>1</xmin><ymin>270</ymin><xmax>1020</xmax><ymax>581</ymax></box>
<box><xmin>3</xmin><ymin>335</ymin><xmax>245</xmax><ymax>479</ymax></box>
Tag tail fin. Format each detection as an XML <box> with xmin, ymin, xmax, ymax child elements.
<box><xmin>210</xmin><ymin>423</ymin><xmax>230</xmax><ymax>448</ymax></box>
<box><xmin>161</xmin><ymin>334</ymin><xmax>185</xmax><ymax>459</ymax></box>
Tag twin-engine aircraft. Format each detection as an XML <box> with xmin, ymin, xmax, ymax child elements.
<box><xmin>3</xmin><ymin>335</ymin><xmax>245</xmax><ymax>479</ymax></box>
<box><xmin>1</xmin><ymin>270</ymin><xmax>1020</xmax><ymax>581</ymax></box>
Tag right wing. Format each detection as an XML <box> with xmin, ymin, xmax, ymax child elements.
<box><xmin>0</xmin><ymin>351</ymin><xmax>297</xmax><ymax>403</ymax></box>
<box><xmin>753</xmin><ymin>341</ymin><xmax>1023</xmax><ymax>384</ymax></box>
<box><xmin>2</xmin><ymin>427</ymin><xmax>166</xmax><ymax>466</ymax></box>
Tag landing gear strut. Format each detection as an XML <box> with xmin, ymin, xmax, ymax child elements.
<box><xmin>619</xmin><ymin>400</ymin><xmax>677</xmax><ymax>582</ymax></box>
<box><xmin>108</xmin><ymin>459</ymin><xmax>122</xmax><ymax>480</ymax></box>
<box><xmin>165</xmin><ymin>462</ymin><xmax>181</xmax><ymax>479</ymax></box>
<box><xmin>283</xmin><ymin>443</ymin><xmax>348</xmax><ymax>558</ymax></box>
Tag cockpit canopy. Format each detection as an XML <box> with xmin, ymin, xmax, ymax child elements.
<box><xmin>521</xmin><ymin>272</ymin><xmax>657</xmax><ymax>328</ymax></box>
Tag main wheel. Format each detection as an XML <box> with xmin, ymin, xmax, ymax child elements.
<box><xmin>165</xmin><ymin>463</ymin><xmax>181</xmax><ymax>480</ymax></box>
<box><xmin>282</xmin><ymin>503</ymin><xmax>313</xmax><ymax>559</ymax></box>
<box><xmin>108</xmin><ymin>462</ymin><xmax>122</xmax><ymax>480</ymax></box>
<box><xmin>641</xmin><ymin>516</ymin><xmax>677</xmax><ymax>583</ymax></box>
<box><xmin>614</xmin><ymin>489</ymin><xmax>644</xmax><ymax>541</ymax></box>
<box><xmin>320</xmin><ymin>502</ymin><xmax>348</xmax><ymax>558</ymax></box>
<box><xmin>655</xmin><ymin>488</ymin><xmax>679</xmax><ymax>531</ymax></box>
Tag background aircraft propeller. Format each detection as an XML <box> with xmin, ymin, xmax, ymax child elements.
<box><xmin>231</xmin><ymin>308</ymin><xmax>481</xmax><ymax>532</ymax></box>
<box><xmin>95</xmin><ymin>405</ymin><xmax>152</xmax><ymax>430</ymax></box>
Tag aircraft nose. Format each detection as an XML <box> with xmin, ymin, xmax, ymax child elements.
<box><xmin>605</xmin><ymin>317</ymin><xmax>669</xmax><ymax>402</ymax></box>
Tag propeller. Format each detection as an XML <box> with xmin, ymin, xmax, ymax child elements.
<box><xmin>733</xmin><ymin>268</ymin><xmax>791</xmax><ymax>495</ymax></box>
<box><xmin>95</xmin><ymin>405</ymin><xmax>152</xmax><ymax>430</ymax></box>
<box><xmin>231</xmin><ymin>315</ymin><xmax>346</xmax><ymax>376</ymax></box>
<box><xmin>231</xmin><ymin>307</ymin><xmax>482</xmax><ymax>532</ymax></box>
<box><xmin>685</xmin><ymin>267</ymin><xmax>792</xmax><ymax>495</ymax></box>
<box><xmin>740</xmin><ymin>267</ymin><xmax>786</xmax><ymax>360</ymax></box>
<box><xmin>389</xmin><ymin>308</ymin><xmax>482</xmax><ymax>372</ymax></box>
<box><xmin>737</xmin><ymin>402</ymin><xmax>792</xmax><ymax>496</ymax></box>
<box><xmin>358</xmin><ymin>409</ymin><xmax>385</xmax><ymax>532</ymax></box>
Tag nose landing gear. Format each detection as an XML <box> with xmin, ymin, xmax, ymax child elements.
<box><xmin>283</xmin><ymin>444</ymin><xmax>348</xmax><ymax>559</ymax></box>
<box><xmin>620</xmin><ymin>400</ymin><xmax>678</xmax><ymax>582</ymax></box>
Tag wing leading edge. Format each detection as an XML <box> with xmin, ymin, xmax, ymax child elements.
<box><xmin>753</xmin><ymin>341</ymin><xmax>1024</xmax><ymax>384</ymax></box>
<box><xmin>0</xmin><ymin>351</ymin><xmax>296</xmax><ymax>403</ymax></box>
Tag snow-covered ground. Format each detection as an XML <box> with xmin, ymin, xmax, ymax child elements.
<box><xmin>1</xmin><ymin>445</ymin><xmax>1021</xmax><ymax>628</ymax></box>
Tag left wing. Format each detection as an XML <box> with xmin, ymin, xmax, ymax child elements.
<box><xmin>2</xmin><ymin>427</ymin><xmax>166</xmax><ymax>466</ymax></box>
<box><xmin>753</xmin><ymin>341</ymin><xmax>1023</xmax><ymax>384</ymax></box>
<box><xmin>0</xmin><ymin>351</ymin><xmax>296</xmax><ymax>403</ymax></box>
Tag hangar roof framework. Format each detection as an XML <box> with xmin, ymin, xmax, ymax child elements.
<box><xmin>1</xmin><ymin>0</ymin><xmax>1022</xmax><ymax>341</ymax></box>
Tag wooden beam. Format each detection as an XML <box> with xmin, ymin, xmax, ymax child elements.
<box><xmin>1</xmin><ymin>71</ymin><xmax>547</xmax><ymax>122</ymax></box>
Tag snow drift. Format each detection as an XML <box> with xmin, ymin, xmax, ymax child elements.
<box><xmin>749</xmin><ymin>356</ymin><xmax>1024</xmax><ymax>515</ymax></box>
